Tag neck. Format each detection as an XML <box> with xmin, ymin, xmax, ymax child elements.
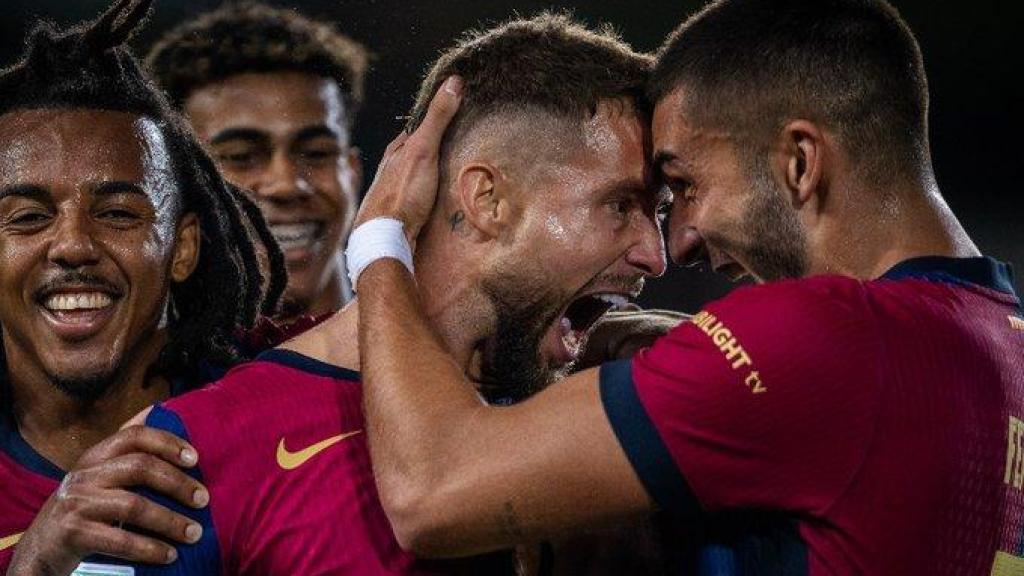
<box><xmin>289</xmin><ymin>231</ymin><xmax>492</xmax><ymax>378</ymax></box>
<box><xmin>7</xmin><ymin>330</ymin><xmax>170</xmax><ymax>471</ymax></box>
<box><xmin>413</xmin><ymin>230</ymin><xmax>493</xmax><ymax>376</ymax></box>
<box><xmin>808</xmin><ymin>171</ymin><xmax>980</xmax><ymax>280</ymax></box>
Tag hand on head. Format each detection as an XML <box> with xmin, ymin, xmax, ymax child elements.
<box><xmin>353</xmin><ymin>76</ymin><xmax>463</xmax><ymax>243</ymax></box>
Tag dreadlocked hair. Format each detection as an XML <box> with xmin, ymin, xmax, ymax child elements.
<box><xmin>0</xmin><ymin>0</ymin><xmax>287</xmax><ymax>390</ymax></box>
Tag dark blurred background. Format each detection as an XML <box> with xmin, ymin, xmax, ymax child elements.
<box><xmin>3</xmin><ymin>0</ymin><xmax>1019</xmax><ymax>313</ymax></box>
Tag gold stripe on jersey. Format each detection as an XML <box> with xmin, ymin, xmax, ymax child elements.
<box><xmin>0</xmin><ymin>532</ymin><xmax>22</xmax><ymax>551</ymax></box>
<box><xmin>990</xmin><ymin>550</ymin><xmax>1024</xmax><ymax>575</ymax></box>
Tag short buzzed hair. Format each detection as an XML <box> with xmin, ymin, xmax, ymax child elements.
<box><xmin>409</xmin><ymin>12</ymin><xmax>652</xmax><ymax>180</ymax></box>
<box><xmin>146</xmin><ymin>2</ymin><xmax>368</xmax><ymax>124</ymax></box>
<box><xmin>650</xmin><ymin>0</ymin><xmax>930</xmax><ymax>182</ymax></box>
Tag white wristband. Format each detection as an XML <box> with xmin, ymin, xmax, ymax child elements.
<box><xmin>345</xmin><ymin>217</ymin><xmax>415</xmax><ymax>292</ymax></box>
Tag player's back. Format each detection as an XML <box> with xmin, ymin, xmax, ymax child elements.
<box><xmin>832</xmin><ymin>257</ymin><xmax>1024</xmax><ymax>574</ymax></box>
<box><xmin>142</xmin><ymin>349</ymin><xmax>431</xmax><ymax>575</ymax></box>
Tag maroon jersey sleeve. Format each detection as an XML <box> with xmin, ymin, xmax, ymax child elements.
<box><xmin>600</xmin><ymin>277</ymin><xmax>883</xmax><ymax>516</ymax></box>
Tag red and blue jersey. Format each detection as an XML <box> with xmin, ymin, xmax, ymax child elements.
<box><xmin>0</xmin><ymin>377</ymin><xmax>201</xmax><ymax>570</ymax></box>
<box><xmin>137</xmin><ymin>349</ymin><xmax>435</xmax><ymax>575</ymax></box>
<box><xmin>1</xmin><ymin>349</ymin><xmax>435</xmax><ymax>574</ymax></box>
<box><xmin>0</xmin><ymin>413</ymin><xmax>62</xmax><ymax>566</ymax></box>
<box><xmin>600</xmin><ymin>256</ymin><xmax>1023</xmax><ymax>575</ymax></box>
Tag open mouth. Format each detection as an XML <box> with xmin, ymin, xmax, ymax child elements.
<box><xmin>35</xmin><ymin>286</ymin><xmax>123</xmax><ymax>341</ymax></box>
<box><xmin>269</xmin><ymin>221</ymin><xmax>325</xmax><ymax>254</ymax></box>
<box><xmin>556</xmin><ymin>292</ymin><xmax>632</xmax><ymax>362</ymax></box>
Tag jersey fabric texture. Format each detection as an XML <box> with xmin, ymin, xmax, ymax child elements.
<box><xmin>600</xmin><ymin>256</ymin><xmax>1023</xmax><ymax>575</ymax></box>
<box><xmin>139</xmin><ymin>348</ymin><xmax>435</xmax><ymax>575</ymax></box>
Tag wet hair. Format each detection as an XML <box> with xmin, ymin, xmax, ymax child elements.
<box><xmin>408</xmin><ymin>12</ymin><xmax>652</xmax><ymax>181</ymax></box>
<box><xmin>649</xmin><ymin>0</ymin><xmax>931</xmax><ymax>182</ymax></box>
<box><xmin>146</xmin><ymin>2</ymin><xmax>368</xmax><ymax>125</ymax></box>
<box><xmin>0</xmin><ymin>0</ymin><xmax>287</xmax><ymax>391</ymax></box>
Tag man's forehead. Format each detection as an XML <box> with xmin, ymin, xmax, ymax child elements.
<box><xmin>652</xmin><ymin>88</ymin><xmax>731</xmax><ymax>169</ymax></box>
<box><xmin>185</xmin><ymin>71</ymin><xmax>349</xmax><ymax>142</ymax></box>
<box><xmin>0</xmin><ymin>109</ymin><xmax>174</xmax><ymax>196</ymax></box>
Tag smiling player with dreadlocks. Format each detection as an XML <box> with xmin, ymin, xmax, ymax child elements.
<box><xmin>0</xmin><ymin>0</ymin><xmax>285</xmax><ymax>571</ymax></box>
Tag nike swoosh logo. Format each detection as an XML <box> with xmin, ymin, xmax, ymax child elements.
<box><xmin>0</xmin><ymin>532</ymin><xmax>22</xmax><ymax>551</ymax></box>
<box><xmin>276</xmin><ymin>430</ymin><xmax>362</xmax><ymax>470</ymax></box>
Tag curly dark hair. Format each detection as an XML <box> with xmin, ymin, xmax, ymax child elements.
<box><xmin>146</xmin><ymin>2</ymin><xmax>368</xmax><ymax>124</ymax></box>
<box><xmin>0</xmin><ymin>0</ymin><xmax>287</xmax><ymax>392</ymax></box>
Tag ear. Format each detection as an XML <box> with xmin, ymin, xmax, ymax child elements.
<box><xmin>777</xmin><ymin>119</ymin><xmax>825</xmax><ymax>207</ymax></box>
<box><xmin>170</xmin><ymin>212</ymin><xmax>201</xmax><ymax>282</ymax></box>
<box><xmin>451</xmin><ymin>162</ymin><xmax>511</xmax><ymax>239</ymax></box>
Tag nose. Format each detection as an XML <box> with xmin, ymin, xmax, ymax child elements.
<box><xmin>48</xmin><ymin>213</ymin><xmax>101</xmax><ymax>268</ymax></box>
<box><xmin>253</xmin><ymin>151</ymin><xmax>313</xmax><ymax>203</ymax></box>
<box><xmin>626</xmin><ymin>216</ymin><xmax>668</xmax><ymax>278</ymax></box>
<box><xmin>665</xmin><ymin>198</ymin><xmax>708</xmax><ymax>266</ymax></box>
<box><xmin>668</xmin><ymin>226</ymin><xmax>707</xmax><ymax>266</ymax></box>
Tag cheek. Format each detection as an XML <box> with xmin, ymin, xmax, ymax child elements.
<box><xmin>314</xmin><ymin>170</ymin><xmax>353</xmax><ymax>223</ymax></box>
<box><xmin>103</xmin><ymin>226</ymin><xmax>176</xmax><ymax>284</ymax></box>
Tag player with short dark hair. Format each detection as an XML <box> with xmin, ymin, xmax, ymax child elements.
<box><xmin>351</xmin><ymin>1</ymin><xmax>1023</xmax><ymax>574</ymax></box>
<box><xmin>148</xmin><ymin>2</ymin><xmax>368</xmax><ymax>320</ymax></box>
<box><xmin>0</xmin><ymin>0</ymin><xmax>285</xmax><ymax>572</ymax></box>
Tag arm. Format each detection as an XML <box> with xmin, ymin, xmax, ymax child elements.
<box><xmin>354</xmin><ymin>78</ymin><xmax>653</xmax><ymax>557</ymax></box>
<box><xmin>359</xmin><ymin>261</ymin><xmax>653</xmax><ymax>556</ymax></box>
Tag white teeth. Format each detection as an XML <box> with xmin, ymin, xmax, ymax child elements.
<box><xmin>44</xmin><ymin>292</ymin><xmax>113</xmax><ymax>312</ymax></box>
<box><xmin>560</xmin><ymin>317</ymin><xmax>573</xmax><ymax>333</ymax></box>
<box><xmin>270</xmin><ymin>223</ymin><xmax>319</xmax><ymax>250</ymax></box>
<box><xmin>561</xmin><ymin>328</ymin><xmax>583</xmax><ymax>357</ymax></box>
<box><xmin>596</xmin><ymin>294</ymin><xmax>629</xmax><ymax>309</ymax></box>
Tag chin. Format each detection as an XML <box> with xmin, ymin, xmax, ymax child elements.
<box><xmin>49</xmin><ymin>366</ymin><xmax>120</xmax><ymax>401</ymax></box>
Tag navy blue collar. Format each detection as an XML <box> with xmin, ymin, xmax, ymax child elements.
<box><xmin>0</xmin><ymin>411</ymin><xmax>64</xmax><ymax>480</ymax></box>
<box><xmin>256</xmin><ymin>348</ymin><xmax>361</xmax><ymax>382</ymax></box>
<box><xmin>882</xmin><ymin>256</ymin><xmax>1018</xmax><ymax>298</ymax></box>
<box><xmin>0</xmin><ymin>375</ymin><xmax>192</xmax><ymax>481</ymax></box>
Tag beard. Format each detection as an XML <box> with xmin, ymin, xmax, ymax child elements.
<box><xmin>737</xmin><ymin>159</ymin><xmax>809</xmax><ymax>281</ymax></box>
<box><xmin>51</xmin><ymin>366</ymin><xmax>121</xmax><ymax>402</ymax></box>
<box><xmin>477</xmin><ymin>272</ymin><xmax>565</xmax><ymax>404</ymax></box>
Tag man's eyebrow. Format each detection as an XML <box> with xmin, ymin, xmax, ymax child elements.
<box><xmin>209</xmin><ymin>127</ymin><xmax>269</xmax><ymax>146</ymax></box>
<box><xmin>595</xmin><ymin>176</ymin><xmax>649</xmax><ymax>199</ymax></box>
<box><xmin>93</xmin><ymin>181</ymin><xmax>147</xmax><ymax>198</ymax></box>
<box><xmin>294</xmin><ymin>124</ymin><xmax>341</xmax><ymax>143</ymax></box>
<box><xmin>0</xmin><ymin>184</ymin><xmax>50</xmax><ymax>203</ymax></box>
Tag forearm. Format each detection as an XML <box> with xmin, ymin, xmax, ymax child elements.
<box><xmin>357</xmin><ymin>260</ymin><xmax>488</xmax><ymax>529</ymax></box>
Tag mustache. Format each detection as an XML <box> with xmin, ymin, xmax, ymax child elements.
<box><xmin>580</xmin><ymin>273</ymin><xmax>646</xmax><ymax>298</ymax></box>
<box><xmin>34</xmin><ymin>272</ymin><xmax>123</xmax><ymax>299</ymax></box>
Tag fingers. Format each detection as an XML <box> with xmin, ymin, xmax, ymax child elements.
<box><xmin>384</xmin><ymin>130</ymin><xmax>411</xmax><ymax>156</ymax></box>
<box><xmin>410</xmin><ymin>75</ymin><xmax>463</xmax><ymax>151</ymax></box>
<box><xmin>77</xmin><ymin>425</ymin><xmax>197</xmax><ymax>471</ymax></box>
<box><xmin>57</xmin><ymin>454</ymin><xmax>207</xmax><ymax>548</ymax></box>
<box><xmin>64</xmin><ymin>519</ymin><xmax>180</xmax><ymax>565</ymax></box>
<box><xmin>66</xmin><ymin>452</ymin><xmax>208</xmax><ymax>509</ymax></box>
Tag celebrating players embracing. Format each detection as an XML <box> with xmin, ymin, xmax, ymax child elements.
<box><xmin>352</xmin><ymin>1</ymin><xmax>1024</xmax><ymax>574</ymax></box>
